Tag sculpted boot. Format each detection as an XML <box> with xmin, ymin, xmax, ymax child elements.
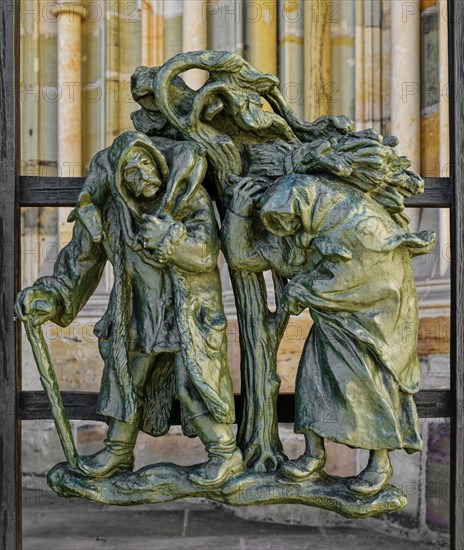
<box><xmin>188</xmin><ymin>414</ymin><xmax>245</xmax><ymax>487</ymax></box>
<box><xmin>76</xmin><ymin>416</ymin><xmax>138</xmax><ymax>478</ymax></box>
<box><xmin>348</xmin><ymin>450</ymin><xmax>392</xmax><ymax>496</ymax></box>
<box><xmin>280</xmin><ymin>430</ymin><xmax>326</xmax><ymax>481</ymax></box>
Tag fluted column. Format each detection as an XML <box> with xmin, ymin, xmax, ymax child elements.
<box><xmin>164</xmin><ymin>0</ymin><xmax>183</xmax><ymax>61</ymax></box>
<box><xmin>381</xmin><ymin>0</ymin><xmax>392</xmax><ymax>135</ymax></box>
<box><xmin>439</xmin><ymin>0</ymin><xmax>450</xmax><ymax>276</ymax></box>
<box><xmin>249</xmin><ymin>0</ymin><xmax>277</xmax><ymax>74</ymax></box>
<box><xmin>439</xmin><ymin>0</ymin><xmax>449</xmax><ymax>177</ymax></box>
<box><xmin>390</xmin><ymin>0</ymin><xmax>421</xmax><ymax>172</ymax></box>
<box><xmin>208</xmin><ymin>0</ymin><xmax>243</xmax><ymax>55</ymax></box>
<box><xmin>52</xmin><ymin>1</ymin><xmax>87</xmax><ymax>246</ymax></box>
<box><xmin>279</xmin><ymin>0</ymin><xmax>304</xmax><ymax>118</ymax></box>
<box><xmin>355</xmin><ymin>0</ymin><xmax>382</xmax><ymax>130</ymax></box>
<box><xmin>119</xmin><ymin>2</ymin><xmax>142</xmax><ymax>132</ymax></box>
<box><xmin>22</xmin><ymin>0</ymin><xmax>40</xmax><ymax>286</ymax></box>
<box><xmin>105</xmin><ymin>1</ymin><xmax>120</xmax><ymax>146</ymax></box>
<box><xmin>82</xmin><ymin>0</ymin><xmax>105</xmax><ymax>170</ymax></box>
<box><xmin>142</xmin><ymin>0</ymin><xmax>164</xmax><ymax>67</ymax></box>
<box><xmin>331</xmin><ymin>0</ymin><xmax>355</xmax><ymax>118</ymax></box>
<box><xmin>182</xmin><ymin>0</ymin><xmax>208</xmax><ymax>88</ymax></box>
<box><xmin>304</xmin><ymin>0</ymin><xmax>331</xmax><ymax>120</ymax></box>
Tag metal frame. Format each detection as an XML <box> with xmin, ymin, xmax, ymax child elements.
<box><xmin>0</xmin><ymin>1</ymin><xmax>462</xmax><ymax>548</ymax></box>
<box><xmin>448</xmin><ymin>2</ymin><xmax>464</xmax><ymax>547</ymax></box>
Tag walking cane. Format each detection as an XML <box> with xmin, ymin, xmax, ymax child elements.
<box><xmin>24</xmin><ymin>319</ymin><xmax>78</xmax><ymax>470</ymax></box>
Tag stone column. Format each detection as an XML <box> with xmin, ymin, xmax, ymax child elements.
<box><xmin>390</xmin><ymin>0</ymin><xmax>421</xmax><ymax>172</ymax></box>
<box><xmin>355</xmin><ymin>0</ymin><xmax>382</xmax><ymax>130</ymax></box>
<box><xmin>279</xmin><ymin>0</ymin><xmax>304</xmax><ymax>118</ymax></box>
<box><xmin>304</xmin><ymin>0</ymin><xmax>331</xmax><ymax>121</ymax></box>
<box><xmin>119</xmin><ymin>2</ymin><xmax>141</xmax><ymax>132</ymax></box>
<box><xmin>22</xmin><ymin>0</ymin><xmax>40</xmax><ymax>286</ymax></box>
<box><xmin>182</xmin><ymin>0</ymin><xmax>208</xmax><ymax>89</ymax></box>
<box><xmin>331</xmin><ymin>0</ymin><xmax>355</xmax><ymax>119</ymax></box>
<box><xmin>81</xmin><ymin>0</ymin><xmax>105</xmax><ymax>170</ymax></box>
<box><xmin>52</xmin><ymin>1</ymin><xmax>87</xmax><ymax>247</ymax></box>
<box><xmin>142</xmin><ymin>0</ymin><xmax>165</xmax><ymax>67</ymax></box>
<box><xmin>439</xmin><ymin>0</ymin><xmax>449</xmax><ymax>177</ymax></box>
<box><xmin>164</xmin><ymin>0</ymin><xmax>183</xmax><ymax>61</ymax></box>
<box><xmin>105</xmin><ymin>2</ymin><xmax>120</xmax><ymax>146</ymax></box>
<box><xmin>249</xmin><ymin>0</ymin><xmax>277</xmax><ymax>75</ymax></box>
<box><xmin>208</xmin><ymin>0</ymin><xmax>243</xmax><ymax>55</ymax></box>
<box><xmin>439</xmin><ymin>0</ymin><xmax>450</xmax><ymax>276</ymax></box>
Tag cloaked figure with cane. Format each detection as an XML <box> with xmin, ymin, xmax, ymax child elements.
<box><xmin>16</xmin><ymin>131</ymin><xmax>244</xmax><ymax>488</ymax></box>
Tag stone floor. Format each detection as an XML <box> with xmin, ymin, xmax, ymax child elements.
<box><xmin>22</xmin><ymin>490</ymin><xmax>448</xmax><ymax>550</ymax></box>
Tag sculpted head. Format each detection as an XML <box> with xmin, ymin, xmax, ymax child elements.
<box><xmin>262</xmin><ymin>212</ymin><xmax>302</xmax><ymax>236</ymax></box>
<box><xmin>122</xmin><ymin>148</ymin><xmax>162</xmax><ymax>199</ymax></box>
<box><xmin>108</xmin><ymin>132</ymin><xmax>170</xmax><ymax>214</ymax></box>
<box><xmin>259</xmin><ymin>176</ymin><xmax>312</xmax><ymax>238</ymax></box>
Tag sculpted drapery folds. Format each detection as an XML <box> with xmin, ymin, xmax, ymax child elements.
<box><xmin>222</xmin><ymin>171</ymin><xmax>434</xmax><ymax>494</ymax></box>
<box><xmin>130</xmin><ymin>50</ymin><xmax>357</xmax><ymax>471</ymax></box>
<box><xmin>16</xmin><ymin>51</ymin><xmax>435</xmax><ymax>516</ymax></box>
<box><xmin>17</xmin><ymin>130</ymin><xmax>244</xmax><ymax>486</ymax></box>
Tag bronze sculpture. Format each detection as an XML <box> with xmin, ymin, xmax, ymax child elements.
<box><xmin>17</xmin><ymin>131</ymin><xmax>244</xmax><ymax>486</ymax></box>
<box><xmin>16</xmin><ymin>50</ymin><xmax>435</xmax><ymax>517</ymax></box>
<box><xmin>222</xmin><ymin>163</ymin><xmax>434</xmax><ymax>496</ymax></box>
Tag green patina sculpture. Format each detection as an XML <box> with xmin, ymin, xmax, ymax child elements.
<box><xmin>16</xmin><ymin>50</ymin><xmax>435</xmax><ymax>517</ymax></box>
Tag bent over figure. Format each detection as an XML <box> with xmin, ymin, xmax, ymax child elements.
<box><xmin>222</xmin><ymin>162</ymin><xmax>435</xmax><ymax>496</ymax></box>
<box><xmin>16</xmin><ymin>131</ymin><xmax>244</xmax><ymax>487</ymax></box>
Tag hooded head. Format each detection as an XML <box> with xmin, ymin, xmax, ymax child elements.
<box><xmin>260</xmin><ymin>175</ymin><xmax>316</xmax><ymax>240</ymax></box>
<box><xmin>108</xmin><ymin>131</ymin><xmax>169</xmax><ymax>219</ymax></box>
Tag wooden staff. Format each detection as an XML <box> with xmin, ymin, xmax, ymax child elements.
<box><xmin>24</xmin><ymin>319</ymin><xmax>78</xmax><ymax>469</ymax></box>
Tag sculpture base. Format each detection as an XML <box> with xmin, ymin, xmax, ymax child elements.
<box><xmin>48</xmin><ymin>462</ymin><xmax>407</xmax><ymax>519</ymax></box>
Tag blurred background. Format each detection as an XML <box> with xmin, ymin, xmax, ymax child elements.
<box><xmin>20</xmin><ymin>0</ymin><xmax>450</xmax><ymax>547</ymax></box>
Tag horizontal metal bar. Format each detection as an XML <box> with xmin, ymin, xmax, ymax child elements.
<box><xmin>19</xmin><ymin>176</ymin><xmax>452</xmax><ymax>208</ymax></box>
<box><xmin>405</xmin><ymin>178</ymin><xmax>452</xmax><ymax>207</ymax></box>
<box><xmin>19</xmin><ymin>389</ymin><xmax>451</xmax><ymax>422</ymax></box>
<box><xmin>20</xmin><ymin>176</ymin><xmax>85</xmax><ymax>207</ymax></box>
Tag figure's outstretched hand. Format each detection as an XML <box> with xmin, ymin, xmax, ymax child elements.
<box><xmin>229</xmin><ymin>176</ymin><xmax>266</xmax><ymax>217</ymax></box>
<box><xmin>15</xmin><ymin>286</ymin><xmax>58</xmax><ymax>326</ymax></box>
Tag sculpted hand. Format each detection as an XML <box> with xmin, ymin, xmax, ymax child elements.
<box><xmin>281</xmin><ymin>282</ymin><xmax>307</xmax><ymax>316</ymax></box>
<box><xmin>137</xmin><ymin>214</ymin><xmax>172</xmax><ymax>250</ymax></box>
<box><xmin>310</xmin><ymin>115</ymin><xmax>355</xmax><ymax>139</ymax></box>
<box><xmin>291</xmin><ymin>140</ymin><xmax>352</xmax><ymax>177</ymax></box>
<box><xmin>229</xmin><ymin>176</ymin><xmax>265</xmax><ymax>217</ymax></box>
<box><xmin>15</xmin><ymin>286</ymin><xmax>59</xmax><ymax>326</ymax></box>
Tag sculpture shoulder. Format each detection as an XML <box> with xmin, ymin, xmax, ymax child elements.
<box><xmin>186</xmin><ymin>185</ymin><xmax>215</xmax><ymax>216</ymax></box>
<box><xmin>80</xmin><ymin>148</ymin><xmax>113</xmax><ymax>206</ymax></box>
<box><xmin>87</xmin><ymin>147</ymin><xmax>112</xmax><ymax>176</ymax></box>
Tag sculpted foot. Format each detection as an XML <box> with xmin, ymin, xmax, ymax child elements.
<box><xmin>188</xmin><ymin>448</ymin><xmax>245</xmax><ymax>488</ymax></box>
<box><xmin>347</xmin><ymin>468</ymin><xmax>392</xmax><ymax>496</ymax></box>
<box><xmin>76</xmin><ymin>444</ymin><xmax>134</xmax><ymax>478</ymax></box>
<box><xmin>348</xmin><ymin>451</ymin><xmax>392</xmax><ymax>496</ymax></box>
<box><xmin>280</xmin><ymin>453</ymin><xmax>326</xmax><ymax>481</ymax></box>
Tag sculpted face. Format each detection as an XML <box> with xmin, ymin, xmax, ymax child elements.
<box><xmin>262</xmin><ymin>212</ymin><xmax>302</xmax><ymax>237</ymax></box>
<box><xmin>123</xmin><ymin>150</ymin><xmax>162</xmax><ymax>199</ymax></box>
<box><xmin>274</xmin><ymin>214</ymin><xmax>302</xmax><ymax>235</ymax></box>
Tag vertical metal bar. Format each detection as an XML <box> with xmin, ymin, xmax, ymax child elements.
<box><xmin>0</xmin><ymin>1</ymin><xmax>21</xmax><ymax>548</ymax></box>
<box><xmin>448</xmin><ymin>1</ymin><xmax>464</xmax><ymax>548</ymax></box>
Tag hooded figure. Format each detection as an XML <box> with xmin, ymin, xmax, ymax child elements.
<box><xmin>18</xmin><ymin>131</ymin><xmax>243</xmax><ymax>487</ymax></box>
<box><xmin>222</xmin><ymin>172</ymin><xmax>435</xmax><ymax>496</ymax></box>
